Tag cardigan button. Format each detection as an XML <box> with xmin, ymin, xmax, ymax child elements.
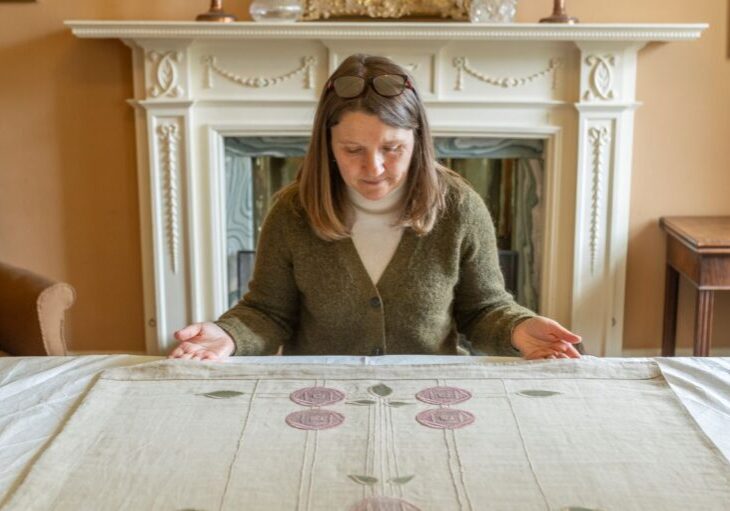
<box><xmin>369</xmin><ymin>297</ymin><xmax>381</xmax><ymax>308</ymax></box>
<box><xmin>370</xmin><ymin>347</ymin><xmax>383</xmax><ymax>356</ymax></box>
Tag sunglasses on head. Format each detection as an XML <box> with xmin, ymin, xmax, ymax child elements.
<box><xmin>326</xmin><ymin>74</ymin><xmax>414</xmax><ymax>99</ymax></box>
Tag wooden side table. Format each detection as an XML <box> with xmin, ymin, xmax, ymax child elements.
<box><xmin>660</xmin><ymin>217</ymin><xmax>730</xmax><ymax>356</ymax></box>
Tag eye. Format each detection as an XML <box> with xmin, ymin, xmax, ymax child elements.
<box><xmin>383</xmin><ymin>145</ymin><xmax>402</xmax><ymax>153</ymax></box>
<box><xmin>344</xmin><ymin>147</ymin><xmax>362</xmax><ymax>155</ymax></box>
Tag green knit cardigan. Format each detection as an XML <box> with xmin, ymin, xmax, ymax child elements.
<box><xmin>216</xmin><ymin>179</ymin><xmax>536</xmax><ymax>356</ymax></box>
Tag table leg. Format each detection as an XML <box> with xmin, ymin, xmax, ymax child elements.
<box><xmin>693</xmin><ymin>290</ymin><xmax>714</xmax><ymax>357</ymax></box>
<box><xmin>661</xmin><ymin>265</ymin><xmax>679</xmax><ymax>356</ymax></box>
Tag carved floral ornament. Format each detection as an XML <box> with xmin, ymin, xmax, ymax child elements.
<box><xmin>147</xmin><ymin>51</ymin><xmax>184</xmax><ymax>98</ymax></box>
<box><xmin>157</xmin><ymin>123</ymin><xmax>181</xmax><ymax>275</ymax></box>
<box><xmin>583</xmin><ymin>54</ymin><xmax>616</xmax><ymax>101</ymax></box>
<box><xmin>588</xmin><ymin>125</ymin><xmax>610</xmax><ymax>275</ymax></box>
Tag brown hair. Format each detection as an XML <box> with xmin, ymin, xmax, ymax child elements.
<box><xmin>279</xmin><ymin>54</ymin><xmax>460</xmax><ymax>240</ymax></box>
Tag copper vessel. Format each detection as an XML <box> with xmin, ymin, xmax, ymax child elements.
<box><xmin>196</xmin><ymin>0</ymin><xmax>237</xmax><ymax>22</ymax></box>
<box><xmin>540</xmin><ymin>0</ymin><xmax>578</xmax><ymax>24</ymax></box>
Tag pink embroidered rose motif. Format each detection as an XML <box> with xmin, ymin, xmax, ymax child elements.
<box><xmin>286</xmin><ymin>386</ymin><xmax>346</xmax><ymax>431</ymax></box>
<box><xmin>349</xmin><ymin>496</ymin><xmax>421</xmax><ymax>511</ymax></box>
<box><xmin>415</xmin><ymin>386</ymin><xmax>472</xmax><ymax>405</ymax></box>
<box><xmin>415</xmin><ymin>409</ymin><xmax>475</xmax><ymax>430</ymax></box>
<box><xmin>285</xmin><ymin>409</ymin><xmax>345</xmax><ymax>430</ymax></box>
<box><xmin>290</xmin><ymin>387</ymin><xmax>345</xmax><ymax>407</ymax></box>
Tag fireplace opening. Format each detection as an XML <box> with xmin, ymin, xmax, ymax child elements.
<box><xmin>224</xmin><ymin>136</ymin><xmax>544</xmax><ymax>313</ymax></box>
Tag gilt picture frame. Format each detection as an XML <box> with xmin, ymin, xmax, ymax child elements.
<box><xmin>301</xmin><ymin>0</ymin><xmax>470</xmax><ymax>21</ymax></box>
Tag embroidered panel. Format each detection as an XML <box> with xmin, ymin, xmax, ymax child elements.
<box><xmin>4</xmin><ymin>360</ymin><xmax>729</xmax><ymax>511</ymax></box>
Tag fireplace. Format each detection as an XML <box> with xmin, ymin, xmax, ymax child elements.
<box><xmin>224</xmin><ymin>136</ymin><xmax>544</xmax><ymax>312</ymax></box>
<box><xmin>66</xmin><ymin>21</ymin><xmax>706</xmax><ymax>356</ymax></box>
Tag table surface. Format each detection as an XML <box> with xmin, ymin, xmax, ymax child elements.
<box><xmin>660</xmin><ymin>216</ymin><xmax>730</xmax><ymax>251</ymax></box>
<box><xmin>1</xmin><ymin>355</ymin><xmax>729</xmax><ymax>507</ymax></box>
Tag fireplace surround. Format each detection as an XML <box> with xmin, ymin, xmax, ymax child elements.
<box><xmin>66</xmin><ymin>21</ymin><xmax>706</xmax><ymax>356</ymax></box>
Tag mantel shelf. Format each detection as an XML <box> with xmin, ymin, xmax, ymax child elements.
<box><xmin>65</xmin><ymin>21</ymin><xmax>707</xmax><ymax>42</ymax></box>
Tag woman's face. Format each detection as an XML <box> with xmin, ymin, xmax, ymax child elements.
<box><xmin>330</xmin><ymin>111</ymin><xmax>415</xmax><ymax>201</ymax></box>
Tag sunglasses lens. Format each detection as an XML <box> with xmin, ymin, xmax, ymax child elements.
<box><xmin>372</xmin><ymin>75</ymin><xmax>407</xmax><ymax>96</ymax></box>
<box><xmin>333</xmin><ymin>76</ymin><xmax>365</xmax><ymax>98</ymax></box>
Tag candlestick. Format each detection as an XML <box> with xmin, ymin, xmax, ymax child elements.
<box><xmin>539</xmin><ymin>0</ymin><xmax>578</xmax><ymax>24</ymax></box>
<box><xmin>196</xmin><ymin>0</ymin><xmax>237</xmax><ymax>22</ymax></box>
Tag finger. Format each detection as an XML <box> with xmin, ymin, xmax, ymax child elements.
<box><xmin>525</xmin><ymin>350</ymin><xmax>552</xmax><ymax>360</ymax></box>
<box><xmin>545</xmin><ymin>342</ymin><xmax>577</xmax><ymax>358</ymax></box>
<box><xmin>175</xmin><ymin>323</ymin><xmax>203</xmax><ymax>342</ymax></box>
<box><xmin>552</xmin><ymin>323</ymin><xmax>581</xmax><ymax>344</ymax></box>
<box><xmin>180</xmin><ymin>341</ymin><xmax>205</xmax><ymax>353</ymax></box>
<box><xmin>525</xmin><ymin>348</ymin><xmax>555</xmax><ymax>360</ymax></box>
<box><xmin>563</xmin><ymin>344</ymin><xmax>582</xmax><ymax>358</ymax></box>
<box><xmin>179</xmin><ymin>351</ymin><xmax>195</xmax><ymax>360</ymax></box>
<box><xmin>168</xmin><ymin>338</ymin><xmax>198</xmax><ymax>358</ymax></box>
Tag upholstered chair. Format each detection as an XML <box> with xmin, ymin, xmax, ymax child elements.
<box><xmin>0</xmin><ymin>262</ymin><xmax>75</xmax><ymax>356</ymax></box>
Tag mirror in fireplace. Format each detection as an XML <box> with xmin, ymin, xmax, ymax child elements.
<box><xmin>225</xmin><ymin>136</ymin><xmax>544</xmax><ymax>313</ymax></box>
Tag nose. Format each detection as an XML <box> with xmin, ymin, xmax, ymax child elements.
<box><xmin>363</xmin><ymin>150</ymin><xmax>385</xmax><ymax>177</ymax></box>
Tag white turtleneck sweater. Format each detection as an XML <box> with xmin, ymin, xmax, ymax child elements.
<box><xmin>347</xmin><ymin>183</ymin><xmax>406</xmax><ymax>285</ymax></box>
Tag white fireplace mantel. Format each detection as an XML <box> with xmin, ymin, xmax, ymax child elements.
<box><xmin>66</xmin><ymin>21</ymin><xmax>706</xmax><ymax>356</ymax></box>
<box><xmin>67</xmin><ymin>21</ymin><xmax>705</xmax><ymax>41</ymax></box>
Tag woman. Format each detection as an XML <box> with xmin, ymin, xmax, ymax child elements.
<box><xmin>169</xmin><ymin>54</ymin><xmax>582</xmax><ymax>362</ymax></box>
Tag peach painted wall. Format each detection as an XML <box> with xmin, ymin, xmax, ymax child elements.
<box><xmin>0</xmin><ymin>0</ymin><xmax>728</xmax><ymax>353</ymax></box>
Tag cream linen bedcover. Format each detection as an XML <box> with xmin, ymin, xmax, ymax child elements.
<box><xmin>2</xmin><ymin>357</ymin><xmax>729</xmax><ymax>511</ymax></box>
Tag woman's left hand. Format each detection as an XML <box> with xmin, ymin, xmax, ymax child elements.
<box><xmin>511</xmin><ymin>316</ymin><xmax>582</xmax><ymax>360</ymax></box>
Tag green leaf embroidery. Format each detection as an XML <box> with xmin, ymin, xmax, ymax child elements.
<box><xmin>346</xmin><ymin>399</ymin><xmax>377</xmax><ymax>406</ymax></box>
<box><xmin>200</xmin><ymin>390</ymin><xmax>245</xmax><ymax>399</ymax></box>
<box><xmin>518</xmin><ymin>390</ymin><xmax>561</xmax><ymax>397</ymax></box>
<box><xmin>386</xmin><ymin>401</ymin><xmax>411</xmax><ymax>407</ymax></box>
<box><xmin>369</xmin><ymin>383</ymin><xmax>393</xmax><ymax>397</ymax></box>
<box><xmin>348</xmin><ymin>475</ymin><xmax>378</xmax><ymax>486</ymax></box>
<box><xmin>388</xmin><ymin>475</ymin><xmax>414</xmax><ymax>485</ymax></box>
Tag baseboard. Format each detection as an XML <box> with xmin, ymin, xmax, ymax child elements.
<box><xmin>621</xmin><ymin>348</ymin><xmax>730</xmax><ymax>357</ymax></box>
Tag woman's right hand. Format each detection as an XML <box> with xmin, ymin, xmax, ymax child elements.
<box><xmin>168</xmin><ymin>322</ymin><xmax>236</xmax><ymax>361</ymax></box>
